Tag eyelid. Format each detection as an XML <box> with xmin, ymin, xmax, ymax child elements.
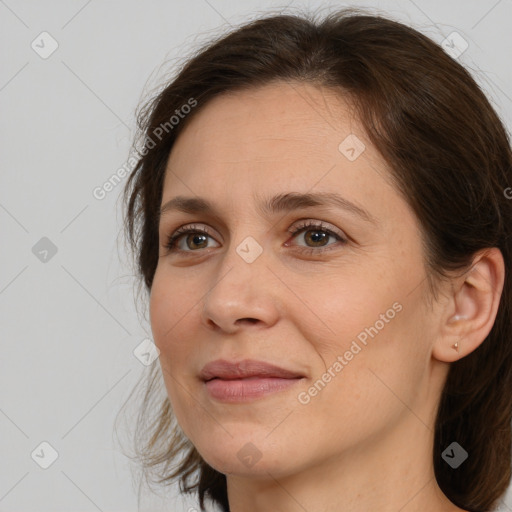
<box><xmin>287</xmin><ymin>219</ymin><xmax>347</xmax><ymax>239</ymax></box>
<box><xmin>163</xmin><ymin>218</ymin><xmax>348</xmax><ymax>254</ymax></box>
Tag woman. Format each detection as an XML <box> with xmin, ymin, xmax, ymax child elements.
<box><xmin>119</xmin><ymin>7</ymin><xmax>512</xmax><ymax>512</ymax></box>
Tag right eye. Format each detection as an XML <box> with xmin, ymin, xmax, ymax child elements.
<box><xmin>164</xmin><ymin>224</ymin><xmax>220</xmax><ymax>253</ymax></box>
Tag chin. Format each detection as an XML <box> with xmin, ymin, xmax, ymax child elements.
<box><xmin>189</xmin><ymin>429</ymin><xmax>302</xmax><ymax>479</ymax></box>
<box><xmin>199</xmin><ymin>448</ymin><xmax>290</xmax><ymax>479</ymax></box>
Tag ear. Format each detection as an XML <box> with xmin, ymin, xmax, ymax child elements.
<box><xmin>432</xmin><ymin>248</ymin><xmax>505</xmax><ymax>363</ymax></box>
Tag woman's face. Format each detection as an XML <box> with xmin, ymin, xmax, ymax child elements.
<box><xmin>150</xmin><ymin>82</ymin><xmax>446</xmax><ymax>478</ymax></box>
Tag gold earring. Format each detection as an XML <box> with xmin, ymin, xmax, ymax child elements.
<box><xmin>452</xmin><ymin>341</ymin><xmax>459</xmax><ymax>352</ymax></box>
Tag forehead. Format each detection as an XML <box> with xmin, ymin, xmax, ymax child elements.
<box><xmin>169</xmin><ymin>82</ymin><xmax>362</xmax><ymax>165</ymax></box>
<box><xmin>160</xmin><ymin>82</ymin><xmax>408</xmax><ymax>231</ymax></box>
<box><xmin>164</xmin><ymin>82</ymin><xmax>385</xmax><ymax>185</ymax></box>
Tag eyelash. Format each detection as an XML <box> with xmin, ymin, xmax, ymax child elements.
<box><xmin>164</xmin><ymin>220</ymin><xmax>347</xmax><ymax>255</ymax></box>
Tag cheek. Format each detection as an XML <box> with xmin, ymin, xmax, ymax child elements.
<box><xmin>295</xmin><ymin>271</ymin><xmax>396</xmax><ymax>359</ymax></box>
<box><xmin>301</xmin><ymin>270</ymin><xmax>427</xmax><ymax>408</ymax></box>
<box><xmin>150</xmin><ymin>269</ymin><xmax>195</xmax><ymax>347</ymax></box>
<box><xmin>149</xmin><ymin>278</ymin><xmax>201</xmax><ymax>432</ymax></box>
<box><xmin>149</xmin><ymin>272</ymin><xmax>201</xmax><ymax>392</ymax></box>
<box><xmin>294</xmin><ymin>311</ymin><xmax>425</xmax><ymax>452</ymax></box>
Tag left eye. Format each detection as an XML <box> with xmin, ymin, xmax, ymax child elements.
<box><xmin>287</xmin><ymin>221</ymin><xmax>346</xmax><ymax>251</ymax></box>
<box><xmin>164</xmin><ymin>221</ymin><xmax>347</xmax><ymax>254</ymax></box>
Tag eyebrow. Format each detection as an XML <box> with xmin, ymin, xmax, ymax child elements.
<box><xmin>159</xmin><ymin>192</ymin><xmax>376</xmax><ymax>224</ymax></box>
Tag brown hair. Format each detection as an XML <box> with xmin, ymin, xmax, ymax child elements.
<box><xmin>117</xmin><ymin>7</ymin><xmax>512</xmax><ymax>512</ymax></box>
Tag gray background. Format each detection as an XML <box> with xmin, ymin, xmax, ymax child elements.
<box><xmin>1</xmin><ymin>0</ymin><xmax>511</xmax><ymax>511</ymax></box>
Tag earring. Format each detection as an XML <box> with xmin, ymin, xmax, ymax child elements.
<box><xmin>452</xmin><ymin>341</ymin><xmax>459</xmax><ymax>352</ymax></box>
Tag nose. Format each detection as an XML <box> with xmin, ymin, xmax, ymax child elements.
<box><xmin>201</xmin><ymin>243</ymin><xmax>281</xmax><ymax>334</ymax></box>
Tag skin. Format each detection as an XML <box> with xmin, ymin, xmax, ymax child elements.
<box><xmin>149</xmin><ymin>82</ymin><xmax>504</xmax><ymax>512</ymax></box>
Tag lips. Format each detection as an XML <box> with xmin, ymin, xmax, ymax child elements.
<box><xmin>199</xmin><ymin>359</ymin><xmax>305</xmax><ymax>402</ymax></box>
<box><xmin>199</xmin><ymin>359</ymin><xmax>304</xmax><ymax>381</ymax></box>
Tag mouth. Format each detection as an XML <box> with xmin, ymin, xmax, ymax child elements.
<box><xmin>199</xmin><ymin>359</ymin><xmax>305</xmax><ymax>402</ymax></box>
